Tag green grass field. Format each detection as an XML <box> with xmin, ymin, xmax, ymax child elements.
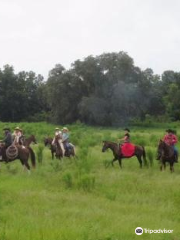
<box><xmin>0</xmin><ymin>122</ymin><xmax>180</xmax><ymax>240</ymax></box>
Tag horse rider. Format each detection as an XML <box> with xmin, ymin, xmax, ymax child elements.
<box><xmin>62</xmin><ymin>127</ymin><xmax>71</xmax><ymax>155</ymax></box>
<box><xmin>19</xmin><ymin>129</ymin><xmax>25</xmax><ymax>145</ymax></box>
<box><xmin>52</xmin><ymin>127</ymin><xmax>65</xmax><ymax>156</ymax></box>
<box><xmin>13</xmin><ymin>127</ymin><xmax>22</xmax><ymax>145</ymax></box>
<box><xmin>163</xmin><ymin>129</ymin><xmax>178</xmax><ymax>162</ymax></box>
<box><xmin>118</xmin><ymin>128</ymin><xmax>131</xmax><ymax>144</ymax></box>
<box><xmin>0</xmin><ymin>128</ymin><xmax>13</xmax><ymax>161</ymax></box>
<box><xmin>3</xmin><ymin>127</ymin><xmax>13</xmax><ymax>148</ymax></box>
<box><xmin>52</xmin><ymin>128</ymin><xmax>62</xmax><ymax>144</ymax></box>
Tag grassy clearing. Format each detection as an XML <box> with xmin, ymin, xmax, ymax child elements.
<box><xmin>0</xmin><ymin>122</ymin><xmax>180</xmax><ymax>240</ymax></box>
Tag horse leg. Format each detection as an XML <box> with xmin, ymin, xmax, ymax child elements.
<box><xmin>160</xmin><ymin>159</ymin><xmax>164</xmax><ymax>171</ymax></box>
<box><xmin>118</xmin><ymin>158</ymin><xmax>122</xmax><ymax>169</ymax></box>
<box><xmin>51</xmin><ymin>150</ymin><xmax>54</xmax><ymax>159</ymax></box>
<box><xmin>137</xmin><ymin>156</ymin><xmax>142</xmax><ymax>168</ymax></box>
<box><xmin>164</xmin><ymin>162</ymin><xmax>166</xmax><ymax>170</ymax></box>
<box><xmin>170</xmin><ymin>162</ymin><xmax>174</xmax><ymax>173</ymax></box>
<box><xmin>160</xmin><ymin>161</ymin><xmax>163</xmax><ymax>171</ymax></box>
<box><xmin>24</xmin><ymin>159</ymin><xmax>31</xmax><ymax>173</ymax></box>
<box><xmin>111</xmin><ymin>158</ymin><xmax>117</xmax><ymax>166</ymax></box>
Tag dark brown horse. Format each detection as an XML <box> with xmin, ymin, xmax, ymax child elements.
<box><xmin>0</xmin><ymin>144</ymin><xmax>36</xmax><ymax>171</ymax></box>
<box><xmin>157</xmin><ymin>140</ymin><xmax>176</xmax><ymax>172</ymax></box>
<box><xmin>102</xmin><ymin>141</ymin><xmax>147</xmax><ymax>168</ymax></box>
<box><xmin>44</xmin><ymin>137</ymin><xmax>56</xmax><ymax>159</ymax></box>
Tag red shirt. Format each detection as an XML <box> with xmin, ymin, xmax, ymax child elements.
<box><xmin>163</xmin><ymin>134</ymin><xmax>178</xmax><ymax>146</ymax></box>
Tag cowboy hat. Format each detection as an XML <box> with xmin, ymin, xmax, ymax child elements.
<box><xmin>62</xmin><ymin>127</ymin><xmax>69</xmax><ymax>131</ymax></box>
<box><xmin>14</xmin><ymin>127</ymin><xmax>20</xmax><ymax>130</ymax></box>
<box><xmin>166</xmin><ymin>129</ymin><xmax>173</xmax><ymax>133</ymax></box>
<box><xmin>124</xmin><ymin>128</ymin><xmax>130</xmax><ymax>132</ymax></box>
<box><xmin>3</xmin><ymin>127</ymin><xmax>10</xmax><ymax>131</ymax></box>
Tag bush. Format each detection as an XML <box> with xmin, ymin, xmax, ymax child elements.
<box><xmin>62</xmin><ymin>172</ymin><xmax>73</xmax><ymax>188</ymax></box>
<box><xmin>146</xmin><ymin>148</ymin><xmax>154</xmax><ymax>167</ymax></box>
<box><xmin>77</xmin><ymin>174</ymin><xmax>95</xmax><ymax>192</ymax></box>
<box><xmin>36</xmin><ymin>144</ymin><xmax>44</xmax><ymax>164</ymax></box>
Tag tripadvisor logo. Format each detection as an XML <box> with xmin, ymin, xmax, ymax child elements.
<box><xmin>135</xmin><ymin>227</ymin><xmax>143</xmax><ymax>235</ymax></box>
<box><xmin>135</xmin><ymin>227</ymin><xmax>173</xmax><ymax>235</ymax></box>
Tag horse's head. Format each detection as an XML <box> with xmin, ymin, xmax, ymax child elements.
<box><xmin>44</xmin><ymin>137</ymin><xmax>53</xmax><ymax>146</ymax></box>
<box><xmin>157</xmin><ymin>139</ymin><xmax>167</xmax><ymax>159</ymax></box>
<box><xmin>158</xmin><ymin>139</ymin><xmax>165</xmax><ymax>150</ymax></box>
<box><xmin>31</xmin><ymin>135</ymin><xmax>37</xmax><ymax>144</ymax></box>
<box><xmin>44</xmin><ymin>138</ymin><xmax>49</xmax><ymax>146</ymax></box>
<box><xmin>102</xmin><ymin>141</ymin><xmax>110</xmax><ymax>152</ymax></box>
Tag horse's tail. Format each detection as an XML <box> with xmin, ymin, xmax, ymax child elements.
<box><xmin>28</xmin><ymin>147</ymin><xmax>36</xmax><ymax>168</ymax></box>
<box><xmin>142</xmin><ymin>146</ymin><xmax>147</xmax><ymax>166</ymax></box>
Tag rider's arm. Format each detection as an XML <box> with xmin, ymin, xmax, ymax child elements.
<box><xmin>62</xmin><ymin>133</ymin><xmax>69</xmax><ymax>142</ymax></box>
<box><xmin>163</xmin><ymin>135</ymin><xmax>167</xmax><ymax>142</ymax></box>
<box><xmin>172</xmin><ymin>135</ymin><xmax>178</xmax><ymax>144</ymax></box>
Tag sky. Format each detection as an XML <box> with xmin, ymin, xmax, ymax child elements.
<box><xmin>0</xmin><ymin>0</ymin><xmax>180</xmax><ymax>79</ymax></box>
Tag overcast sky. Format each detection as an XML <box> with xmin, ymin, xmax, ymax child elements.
<box><xmin>0</xmin><ymin>0</ymin><xmax>180</xmax><ymax>79</ymax></box>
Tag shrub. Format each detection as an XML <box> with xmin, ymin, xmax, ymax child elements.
<box><xmin>62</xmin><ymin>172</ymin><xmax>73</xmax><ymax>189</ymax></box>
<box><xmin>36</xmin><ymin>144</ymin><xmax>44</xmax><ymax>164</ymax></box>
<box><xmin>77</xmin><ymin>174</ymin><xmax>95</xmax><ymax>192</ymax></box>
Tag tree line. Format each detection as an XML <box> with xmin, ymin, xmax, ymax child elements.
<box><xmin>0</xmin><ymin>51</ymin><xmax>180</xmax><ymax>125</ymax></box>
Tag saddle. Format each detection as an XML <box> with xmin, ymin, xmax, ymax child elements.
<box><xmin>6</xmin><ymin>144</ymin><xmax>18</xmax><ymax>160</ymax></box>
<box><xmin>120</xmin><ymin>143</ymin><xmax>135</xmax><ymax>157</ymax></box>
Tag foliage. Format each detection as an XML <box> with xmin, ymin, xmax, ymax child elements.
<box><xmin>1</xmin><ymin>52</ymin><xmax>180</xmax><ymax>125</ymax></box>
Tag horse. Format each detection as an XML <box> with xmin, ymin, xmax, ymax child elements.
<box><xmin>157</xmin><ymin>140</ymin><xmax>176</xmax><ymax>172</ymax></box>
<box><xmin>54</xmin><ymin>136</ymin><xmax>76</xmax><ymax>158</ymax></box>
<box><xmin>44</xmin><ymin>136</ymin><xmax>76</xmax><ymax>159</ymax></box>
<box><xmin>44</xmin><ymin>137</ymin><xmax>56</xmax><ymax>159</ymax></box>
<box><xmin>102</xmin><ymin>141</ymin><xmax>147</xmax><ymax>168</ymax></box>
<box><xmin>0</xmin><ymin>144</ymin><xmax>36</xmax><ymax>172</ymax></box>
<box><xmin>24</xmin><ymin>135</ymin><xmax>37</xmax><ymax>147</ymax></box>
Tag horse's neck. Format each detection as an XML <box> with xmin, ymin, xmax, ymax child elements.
<box><xmin>55</xmin><ymin>139</ymin><xmax>61</xmax><ymax>149</ymax></box>
<box><xmin>108</xmin><ymin>143</ymin><xmax>118</xmax><ymax>153</ymax></box>
<box><xmin>162</xmin><ymin>143</ymin><xmax>173</xmax><ymax>155</ymax></box>
<box><xmin>25</xmin><ymin>138</ymin><xmax>31</xmax><ymax>145</ymax></box>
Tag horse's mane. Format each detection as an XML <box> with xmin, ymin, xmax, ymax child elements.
<box><xmin>103</xmin><ymin>140</ymin><xmax>118</xmax><ymax>145</ymax></box>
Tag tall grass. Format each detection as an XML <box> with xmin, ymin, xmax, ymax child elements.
<box><xmin>0</xmin><ymin>122</ymin><xmax>180</xmax><ymax>239</ymax></box>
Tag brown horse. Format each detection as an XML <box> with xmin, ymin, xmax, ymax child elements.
<box><xmin>44</xmin><ymin>137</ymin><xmax>56</xmax><ymax>159</ymax></box>
<box><xmin>102</xmin><ymin>141</ymin><xmax>147</xmax><ymax>168</ymax></box>
<box><xmin>157</xmin><ymin>140</ymin><xmax>176</xmax><ymax>172</ymax></box>
<box><xmin>0</xmin><ymin>144</ymin><xmax>36</xmax><ymax>171</ymax></box>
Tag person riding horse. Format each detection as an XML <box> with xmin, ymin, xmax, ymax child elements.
<box><xmin>0</xmin><ymin>128</ymin><xmax>13</xmax><ymax>161</ymax></box>
<box><xmin>119</xmin><ymin>128</ymin><xmax>131</xmax><ymax>143</ymax></box>
<box><xmin>3</xmin><ymin>127</ymin><xmax>13</xmax><ymax>148</ymax></box>
<box><xmin>13</xmin><ymin>127</ymin><xmax>23</xmax><ymax>145</ymax></box>
<box><xmin>52</xmin><ymin>128</ymin><xmax>65</xmax><ymax>156</ymax></box>
<box><xmin>62</xmin><ymin>127</ymin><xmax>71</xmax><ymax>155</ymax></box>
<box><xmin>163</xmin><ymin>129</ymin><xmax>178</xmax><ymax>162</ymax></box>
<box><xmin>118</xmin><ymin>128</ymin><xmax>135</xmax><ymax>158</ymax></box>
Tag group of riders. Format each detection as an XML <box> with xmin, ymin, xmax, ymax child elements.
<box><xmin>121</xmin><ymin>128</ymin><xmax>178</xmax><ymax>162</ymax></box>
<box><xmin>0</xmin><ymin>125</ymin><xmax>178</xmax><ymax>161</ymax></box>
<box><xmin>0</xmin><ymin>126</ymin><xmax>73</xmax><ymax>160</ymax></box>
<box><xmin>52</xmin><ymin>126</ymin><xmax>74</xmax><ymax>156</ymax></box>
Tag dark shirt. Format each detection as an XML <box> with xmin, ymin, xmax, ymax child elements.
<box><xmin>4</xmin><ymin>132</ymin><xmax>13</xmax><ymax>147</ymax></box>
